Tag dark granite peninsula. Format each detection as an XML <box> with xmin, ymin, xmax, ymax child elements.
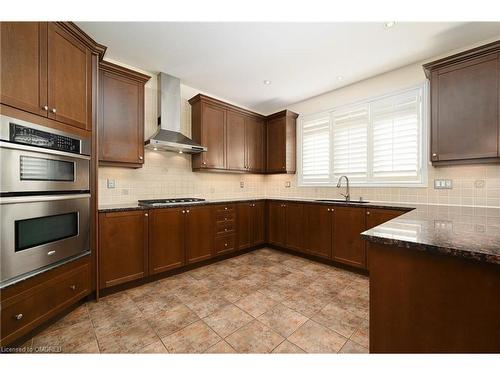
<box><xmin>361</xmin><ymin>204</ymin><xmax>500</xmax><ymax>353</ymax></box>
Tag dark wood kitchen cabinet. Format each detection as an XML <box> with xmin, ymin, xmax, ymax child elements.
<box><xmin>190</xmin><ymin>94</ymin><xmax>280</xmax><ymax>174</ymax></box>
<box><xmin>185</xmin><ymin>206</ymin><xmax>214</xmax><ymax>263</ymax></box>
<box><xmin>237</xmin><ymin>201</ymin><xmax>265</xmax><ymax>250</ymax></box>
<box><xmin>266</xmin><ymin>110</ymin><xmax>298</xmax><ymax>174</ymax></box>
<box><xmin>226</xmin><ymin>110</ymin><xmax>246</xmax><ymax>171</ymax></box>
<box><xmin>284</xmin><ymin>202</ymin><xmax>304</xmax><ymax>252</ymax></box>
<box><xmin>99</xmin><ymin>61</ymin><xmax>150</xmax><ymax>167</ymax></box>
<box><xmin>423</xmin><ymin>41</ymin><xmax>500</xmax><ymax>165</ymax></box>
<box><xmin>213</xmin><ymin>204</ymin><xmax>237</xmax><ymax>255</ymax></box>
<box><xmin>267</xmin><ymin>201</ymin><xmax>286</xmax><ymax>247</ymax></box>
<box><xmin>149</xmin><ymin>207</ymin><xmax>186</xmax><ymax>274</ymax></box>
<box><xmin>303</xmin><ymin>204</ymin><xmax>333</xmax><ymax>259</ymax></box>
<box><xmin>332</xmin><ymin>206</ymin><xmax>367</xmax><ymax>269</ymax></box>
<box><xmin>365</xmin><ymin>208</ymin><xmax>405</xmax><ymax>230</ymax></box>
<box><xmin>98</xmin><ymin>210</ymin><xmax>149</xmax><ymax>288</ymax></box>
<box><xmin>0</xmin><ymin>22</ymin><xmax>105</xmax><ymax>131</ymax></box>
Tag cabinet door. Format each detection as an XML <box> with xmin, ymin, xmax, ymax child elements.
<box><xmin>266</xmin><ymin>116</ymin><xmax>286</xmax><ymax>172</ymax></box>
<box><xmin>285</xmin><ymin>202</ymin><xmax>304</xmax><ymax>252</ymax></box>
<box><xmin>99</xmin><ymin>70</ymin><xmax>144</xmax><ymax>165</ymax></box>
<box><xmin>149</xmin><ymin>208</ymin><xmax>185</xmax><ymax>274</ymax></box>
<box><xmin>237</xmin><ymin>203</ymin><xmax>252</xmax><ymax>250</ymax></box>
<box><xmin>267</xmin><ymin>201</ymin><xmax>286</xmax><ymax>246</ymax></box>
<box><xmin>185</xmin><ymin>206</ymin><xmax>213</xmax><ymax>263</ymax></box>
<box><xmin>201</xmin><ymin>103</ymin><xmax>226</xmax><ymax>169</ymax></box>
<box><xmin>333</xmin><ymin>207</ymin><xmax>367</xmax><ymax>269</ymax></box>
<box><xmin>304</xmin><ymin>204</ymin><xmax>332</xmax><ymax>259</ymax></box>
<box><xmin>252</xmin><ymin>201</ymin><xmax>266</xmax><ymax>245</ymax></box>
<box><xmin>1</xmin><ymin>22</ymin><xmax>48</xmax><ymax>117</ymax></box>
<box><xmin>246</xmin><ymin>117</ymin><xmax>265</xmax><ymax>172</ymax></box>
<box><xmin>47</xmin><ymin>23</ymin><xmax>91</xmax><ymax>130</ymax></box>
<box><xmin>98</xmin><ymin>211</ymin><xmax>148</xmax><ymax>288</ymax></box>
<box><xmin>432</xmin><ymin>54</ymin><xmax>499</xmax><ymax>162</ymax></box>
<box><xmin>226</xmin><ymin>111</ymin><xmax>246</xmax><ymax>171</ymax></box>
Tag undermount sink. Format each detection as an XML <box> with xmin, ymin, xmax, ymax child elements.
<box><xmin>315</xmin><ymin>199</ymin><xmax>370</xmax><ymax>204</ymax></box>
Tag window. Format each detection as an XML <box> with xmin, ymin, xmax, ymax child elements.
<box><xmin>298</xmin><ymin>84</ymin><xmax>427</xmax><ymax>187</ymax></box>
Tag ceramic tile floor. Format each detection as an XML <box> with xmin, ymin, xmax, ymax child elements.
<box><xmin>22</xmin><ymin>248</ymin><xmax>369</xmax><ymax>354</ymax></box>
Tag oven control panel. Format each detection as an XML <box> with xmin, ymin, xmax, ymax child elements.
<box><xmin>9</xmin><ymin>123</ymin><xmax>81</xmax><ymax>154</ymax></box>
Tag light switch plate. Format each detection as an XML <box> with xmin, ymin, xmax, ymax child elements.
<box><xmin>107</xmin><ymin>179</ymin><xmax>116</xmax><ymax>189</ymax></box>
<box><xmin>240</xmin><ymin>181</ymin><xmax>244</xmax><ymax>188</ymax></box>
<box><xmin>285</xmin><ymin>181</ymin><xmax>291</xmax><ymax>188</ymax></box>
<box><xmin>475</xmin><ymin>180</ymin><xmax>485</xmax><ymax>188</ymax></box>
<box><xmin>434</xmin><ymin>179</ymin><xmax>453</xmax><ymax>189</ymax></box>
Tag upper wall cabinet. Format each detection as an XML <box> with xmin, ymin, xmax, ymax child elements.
<box><xmin>189</xmin><ymin>94</ymin><xmax>267</xmax><ymax>173</ymax></box>
<box><xmin>98</xmin><ymin>61</ymin><xmax>150</xmax><ymax>167</ymax></box>
<box><xmin>0</xmin><ymin>22</ymin><xmax>105</xmax><ymax>131</ymax></box>
<box><xmin>266</xmin><ymin>110</ymin><xmax>298</xmax><ymax>173</ymax></box>
<box><xmin>423</xmin><ymin>41</ymin><xmax>500</xmax><ymax>165</ymax></box>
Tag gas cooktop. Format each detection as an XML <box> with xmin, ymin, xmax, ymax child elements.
<box><xmin>137</xmin><ymin>198</ymin><xmax>206</xmax><ymax>207</ymax></box>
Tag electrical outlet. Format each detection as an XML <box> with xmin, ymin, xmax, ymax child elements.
<box><xmin>434</xmin><ymin>179</ymin><xmax>453</xmax><ymax>189</ymax></box>
<box><xmin>107</xmin><ymin>179</ymin><xmax>116</xmax><ymax>189</ymax></box>
<box><xmin>285</xmin><ymin>181</ymin><xmax>291</xmax><ymax>188</ymax></box>
<box><xmin>240</xmin><ymin>181</ymin><xmax>244</xmax><ymax>188</ymax></box>
<box><xmin>475</xmin><ymin>180</ymin><xmax>485</xmax><ymax>188</ymax></box>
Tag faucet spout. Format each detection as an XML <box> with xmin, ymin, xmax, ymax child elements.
<box><xmin>336</xmin><ymin>175</ymin><xmax>350</xmax><ymax>202</ymax></box>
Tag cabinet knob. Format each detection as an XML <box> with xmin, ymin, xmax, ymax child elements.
<box><xmin>202</xmin><ymin>162</ymin><xmax>207</xmax><ymax>165</ymax></box>
<box><xmin>224</xmin><ymin>228</ymin><xmax>228</xmax><ymax>232</ymax></box>
<box><xmin>69</xmin><ymin>285</ymin><xmax>76</xmax><ymax>291</ymax></box>
<box><xmin>367</xmin><ymin>211</ymin><xmax>371</xmax><ymax>215</ymax></box>
<box><xmin>14</xmin><ymin>313</ymin><xmax>23</xmax><ymax>320</ymax></box>
<box><xmin>144</xmin><ymin>213</ymin><xmax>148</xmax><ymax>217</ymax></box>
<box><xmin>432</xmin><ymin>153</ymin><xmax>437</xmax><ymax>157</ymax></box>
<box><xmin>186</xmin><ymin>209</ymin><xmax>190</xmax><ymax>213</ymax></box>
<box><xmin>224</xmin><ymin>217</ymin><xmax>228</xmax><ymax>221</ymax></box>
<box><xmin>225</xmin><ymin>243</ymin><xmax>228</xmax><ymax>247</ymax></box>
<box><xmin>182</xmin><ymin>210</ymin><xmax>185</xmax><ymax>213</ymax></box>
<box><xmin>51</xmin><ymin>108</ymin><xmax>56</xmax><ymax>113</ymax></box>
<box><xmin>327</xmin><ymin>208</ymin><xmax>331</xmax><ymax>211</ymax></box>
<box><xmin>42</xmin><ymin>105</ymin><xmax>49</xmax><ymax>111</ymax></box>
<box><xmin>224</xmin><ymin>207</ymin><xmax>228</xmax><ymax>210</ymax></box>
<box><xmin>139</xmin><ymin>156</ymin><xmax>143</xmax><ymax>160</ymax></box>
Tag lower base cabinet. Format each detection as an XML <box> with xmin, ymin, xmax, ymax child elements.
<box><xmin>332</xmin><ymin>206</ymin><xmax>367</xmax><ymax>269</ymax></box>
<box><xmin>186</xmin><ymin>206</ymin><xmax>213</xmax><ymax>263</ymax></box>
<box><xmin>237</xmin><ymin>201</ymin><xmax>265</xmax><ymax>250</ymax></box>
<box><xmin>267</xmin><ymin>201</ymin><xmax>286</xmax><ymax>246</ymax></box>
<box><xmin>149</xmin><ymin>207</ymin><xmax>186</xmax><ymax>274</ymax></box>
<box><xmin>98</xmin><ymin>210</ymin><xmax>149</xmax><ymax>287</ymax></box>
<box><xmin>0</xmin><ymin>256</ymin><xmax>91</xmax><ymax>346</ymax></box>
<box><xmin>304</xmin><ymin>204</ymin><xmax>332</xmax><ymax>259</ymax></box>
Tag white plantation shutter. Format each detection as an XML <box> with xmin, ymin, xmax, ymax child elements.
<box><xmin>371</xmin><ymin>89</ymin><xmax>421</xmax><ymax>179</ymax></box>
<box><xmin>298</xmin><ymin>84</ymin><xmax>426</xmax><ymax>186</ymax></box>
<box><xmin>332</xmin><ymin>107</ymin><xmax>368</xmax><ymax>178</ymax></box>
<box><xmin>301</xmin><ymin>114</ymin><xmax>330</xmax><ymax>182</ymax></box>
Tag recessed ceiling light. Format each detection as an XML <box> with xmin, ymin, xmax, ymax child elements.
<box><xmin>384</xmin><ymin>21</ymin><xmax>396</xmax><ymax>29</ymax></box>
<box><xmin>337</xmin><ymin>76</ymin><xmax>344</xmax><ymax>81</ymax></box>
<box><xmin>263</xmin><ymin>80</ymin><xmax>271</xmax><ymax>85</ymax></box>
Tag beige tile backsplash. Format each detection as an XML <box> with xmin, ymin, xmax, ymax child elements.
<box><xmin>98</xmin><ymin>57</ymin><xmax>500</xmax><ymax>208</ymax></box>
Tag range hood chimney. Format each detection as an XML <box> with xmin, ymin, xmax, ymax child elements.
<box><xmin>145</xmin><ymin>73</ymin><xmax>207</xmax><ymax>153</ymax></box>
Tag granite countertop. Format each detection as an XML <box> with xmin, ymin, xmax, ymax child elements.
<box><xmin>361</xmin><ymin>204</ymin><xmax>500</xmax><ymax>266</ymax></box>
<box><xmin>99</xmin><ymin>197</ymin><xmax>500</xmax><ymax>266</ymax></box>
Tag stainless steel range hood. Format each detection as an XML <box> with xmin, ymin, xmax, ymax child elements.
<box><xmin>145</xmin><ymin>73</ymin><xmax>207</xmax><ymax>154</ymax></box>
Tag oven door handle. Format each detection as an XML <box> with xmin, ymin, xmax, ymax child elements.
<box><xmin>0</xmin><ymin>193</ymin><xmax>90</xmax><ymax>204</ymax></box>
<box><xmin>0</xmin><ymin>141</ymin><xmax>91</xmax><ymax>160</ymax></box>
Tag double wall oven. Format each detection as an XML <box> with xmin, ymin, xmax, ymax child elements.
<box><xmin>0</xmin><ymin>115</ymin><xmax>91</xmax><ymax>285</ymax></box>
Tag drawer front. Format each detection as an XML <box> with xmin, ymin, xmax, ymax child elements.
<box><xmin>215</xmin><ymin>235</ymin><xmax>236</xmax><ymax>254</ymax></box>
<box><xmin>216</xmin><ymin>220</ymin><xmax>235</xmax><ymax>235</ymax></box>
<box><xmin>215</xmin><ymin>205</ymin><xmax>235</xmax><ymax>220</ymax></box>
<box><xmin>1</xmin><ymin>262</ymin><xmax>90</xmax><ymax>345</ymax></box>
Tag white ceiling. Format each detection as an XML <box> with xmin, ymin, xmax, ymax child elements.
<box><xmin>77</xmin><ymin>22</ymin><xmax>500</xmax><ymax>114</ymax></box>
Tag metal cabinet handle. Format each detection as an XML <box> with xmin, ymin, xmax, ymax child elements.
<box><xmin>69</xmin><ymin>285</ymin><xmax>76</xmax><ymax>291</ymax></box>
<box><xmin>14</xmin><ymin>313</ymin><xmax>23</xmax><ymax>320</ymax></box>
<box><xmin>42</xmin><ymin>105</ymin><xmax>49</xmax><ymax>111</ymax></box>
<box><xmin>51</xmin><ymin>108</ymin><xmax>56</xmax><ymax>113</ymax></box>
<box><xmin>47</xmin><ymin>250</ymin><xmax>56</xmax><ymax>256</ymax></box>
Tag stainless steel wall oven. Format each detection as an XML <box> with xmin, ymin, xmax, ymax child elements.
<box><xmin>0</xmin><ymin>115</ymin><xmax>91</xmax><ymax>285</ymax></box>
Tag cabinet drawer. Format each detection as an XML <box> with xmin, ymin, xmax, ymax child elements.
<box><xmin>215</xmin><ymin>235</ymin><xmax>236</xmax><ymax>254</ymax></box>
<box><xmin>1</xmin><ymin>262</ymin><xmax>90</xmax><ymax>345</ymax></box>
<box><xmin>216</xmin><ymin>208</ymin><xmax>235</xmax><ymax>221</ymax></box>
<box><xmin>216</xmin><ymin>220</ymin><xmax>235</xmax><ymax>235</ymax></box>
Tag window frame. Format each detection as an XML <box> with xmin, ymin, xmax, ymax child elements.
<box><xmin>297</xmin><ymin>83</ymin><xmax>429</xmax><ymax>188</ymax></box>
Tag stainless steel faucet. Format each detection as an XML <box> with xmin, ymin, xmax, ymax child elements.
<box><xmin>336</xmin><ymin>175</ymin><xmax>350</xmax><ymax>201</ymax></box>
